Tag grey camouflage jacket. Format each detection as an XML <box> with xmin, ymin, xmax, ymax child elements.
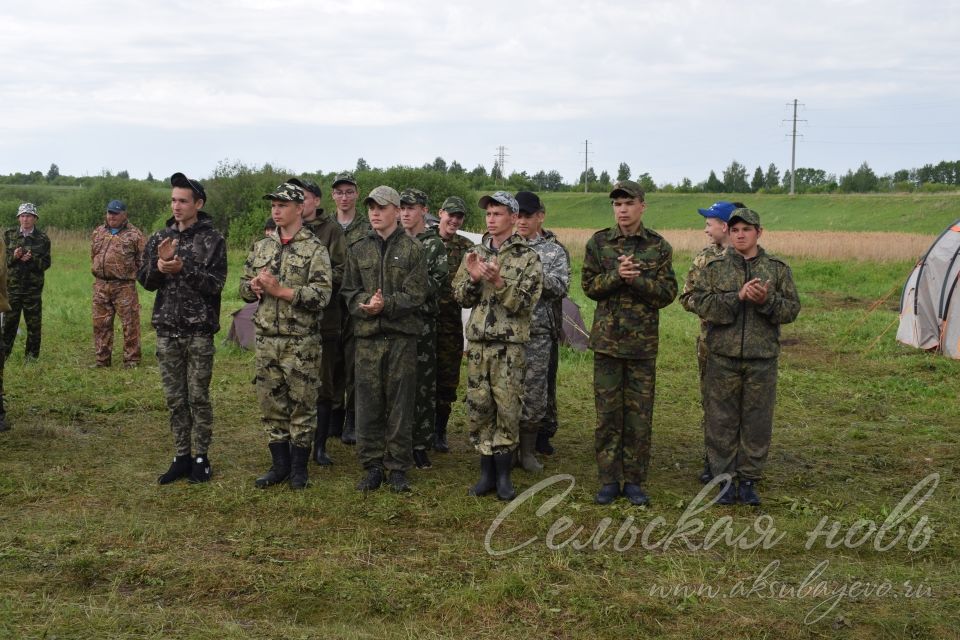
<box><xmin>525</xmin><ymin>233</ymin><xmax>570</xmax><ymax>335</ymax></box>
<box><xmin>453</xmin><ymin>232</ymin><xmax>543</xmax><ymax>344</ymax></box>
<box><xmin>239</xmin><ymin>227</ymin><xmax>333</xmax><ymax>337</ymax></box>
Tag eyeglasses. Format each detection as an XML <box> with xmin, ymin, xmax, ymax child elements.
<box><xmin>333</xmin><ymin>190</ymin><xmax>357</xmax><ymax>197</ymax></box>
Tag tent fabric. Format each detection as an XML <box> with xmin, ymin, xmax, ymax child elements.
<box><xmin>896</xmin><ymin>220</ymin><xmax>960</xmax><ymax>358</ymax></box>
<box><xmin>226</xmin><ymin>301</ymin><xmax>258</xmax><ymax>350</ymax></box>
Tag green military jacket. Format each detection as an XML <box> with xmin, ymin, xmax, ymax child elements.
<box><xmin>339</xmin><ymin>213</ymin><xmax>372</xmax><ymax>252</ymax></box>
<box><xmin>437</xmin><ymin>232</ymin><xmax>474</xmax><ymax>335</ymax></box>
<box><xmin>679</xmin><ymin>242</ymin><xmax>727</xmax><ymax>337</ymax></box>
<box><xmin>415</xmin><ymin>226</ymin><xmax>449</xmax><ymax>318</ymax></box>
<box><xmin>341</xmin><ymin>225</ymin><xmax>428</xmax><ymax>338</ymax></box>
<box><xmin>239</xmin><ymin>227</ymin><xmax>333</xmax><ymax>337</ymax></box>
<box><xmin>303</xmin><ymin>213</ymin><xmax>346</xmax><ymax>337</ymax></box>
<box><xmin>453</xmin><ymin>232</ymin><xmax>543</xmax><ymax>344</ymax></box>
<box><xmin>0</xmin><ymin>237</ymin><xmax>9</xmax><ymax>313</ymax></box>
<box><xmin>689</xmin><ymin>246</ymin><xmax>801</xmax><ymax>359</ymax></box>
<box><xmin>582</xmin><ymin>223</ymin><xmax>677</xmax><ymax>359</ymax></box>
<box><xmin>4</xmin><ymin>227</ymin><xmax>51</xmax><ymax>294</ymax></box>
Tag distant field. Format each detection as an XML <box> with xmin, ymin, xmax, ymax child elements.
<box><xmin>538</xmin><ymin>192</ymin><xmax>960</xmax><ymax>235</ymax></box>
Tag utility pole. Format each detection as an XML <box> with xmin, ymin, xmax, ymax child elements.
<box><xmin>784</xmin><ymin>99</ymin><xmax>806</xmax><ymax>195</ymax></box>
<box><xmin>581</xmin><ymin>139</ymin><xmax>592</xmax><ymax>193</ymax></box>
<box><xmin>494</xmin><ymin>145</ymin><xmax>508</xmax><ymax>186</ymax></box>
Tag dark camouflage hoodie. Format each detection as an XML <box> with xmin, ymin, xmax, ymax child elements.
<box><xmin>4</xmin><ymin>226</ymin><xmax>51</xmax><ymax>294</ymax></box>
<box><xmin>137</xmin><ymin>213</ymin><xmax>227</xmax><ymax>337</ymax></box>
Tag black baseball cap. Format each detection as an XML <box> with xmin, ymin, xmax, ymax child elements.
<box><xmin>170</xmin><ymin>172</ymin><xmax>207</xmax><ymax>202</ymax></box>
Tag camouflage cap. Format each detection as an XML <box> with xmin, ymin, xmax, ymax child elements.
<box><xmin>610</xmin><ymin>180</ymin><xmax>645</xmax><ymax>200</ymax></box>
<box><xmin>364</xmin><ymin>185</ymin><xmax>401</xmax><ymax>208</ymax></box>
<box><xmin>170</xmin><ymin>172</ymin><xmax>207</xmax><ymax>202</ymax></box>
<box><xmin>478</xmin><ymin>190</ymin><xmax>519</xmax><ymax>213</ymax></box>
<box><xmin>697</xmin><ymin>201</ymin><xmax>736</xmax><ymax>222</ymax></box>
<box><xmin>332</xmin><ymin>172</ymin><xmax>358</xmax><ymax>188</ymax></box>
<box><xmin>728</xmin><ymin>208</ymin><xmax>761</xmax><ymax>227</ymax></box>
<box><xmin>440</xmin><ymin>196</ymin><xmax>467</xmax><ymax>215</ymax></box>
<box><xmin>262</xmin><ymin>182</ymin><xmax>305</xmax><ymax>202</ymax></box>
<box><xmin>288</xmin><ymin>177</ymin><xmax>321</xmax><ymax>197</ymax></box>
<box><xmin>106</xmin><ymin>199</ymin><xmax>127</xmax><ymax>213</ymax></box>
<box><xmin>400</xmin><ymin>188</ymin><xmax>429</xmax><ymax>206</ymax></box>
<box><xmin>17</xmin><ymin>202</ymin><xmax>38</xmax><ymax>218</ymax></box>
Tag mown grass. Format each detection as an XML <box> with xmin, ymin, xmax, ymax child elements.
<box><xmin>0</xmin><ymin>232</ymin><xmax>958</xmax><ymax>639</ymax></box>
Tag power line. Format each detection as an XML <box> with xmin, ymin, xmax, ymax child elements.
<box><xmin>493</xmin><ymin>145</ymin><xmax>508</xmax><ymax>186</ymax></box>
<box><xmin>580</xmin><ymin>139</ymin><xmax>592</xmax><ymax>193</ymax></box>
<box><xmin>784</xmin><ymin>99</ymin><xmax>806</xmax><ymax>195</ymax></box>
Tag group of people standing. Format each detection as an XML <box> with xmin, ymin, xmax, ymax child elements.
<box><xmin>3</xmin><ymin>173</ymin><xmax>799</xmax><ymax>508</ymax></box>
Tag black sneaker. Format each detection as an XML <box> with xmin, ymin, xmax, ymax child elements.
<box><xmin>413</xmin><ymin>448</ymin><xmax>432</xmax><ymax>469</ymax></box>
<box><xmin>158</xmin><ymin>454</ymin><xmax>192</xmax><ymax>485</ymax></box>
<box><xmin>188</xmin><ymin>455</ymin><xmax>212</xmax><ymax>484</ymax></box>
<box><xmin>388</xmin><ymin>470</ymin><xmax>411</xmax><ymax>493</ymax></box>
<box><xmin>356</xmin><ymin>467</ymin><xmax>384</xmax><ymax>492</ymax></box>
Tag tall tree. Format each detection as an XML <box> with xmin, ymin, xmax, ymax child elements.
<box><xmin>448</xmin><ymin>160</ymin><xmax>465</xmax><ymax>175</ymax></box>
<box><xmin>598</xmin><ymin>170</ymin><xmax>611</xmax><ymax>186</ymax></box>
<box><xmin>431</xmin><ymin>157</ymin><xmax>447</xmax><ymax>173</ymax></box>
<box><xmin>637</xmin><ymin>172</ymin><xmax>656</xmax><ymax>193</ymax></box>
<box><xmin>356</xmin><ymin>157</ymin><xmax>371</xmax><ymax>172</ymax></box>
<box><xmin>46</xmin><ymin>163</ymin><xmax>60</xmax><ymax>182</ymax></box>
<box><xmin>704</xmin><ymin>170</ymin><xmax>724</xmax><ymax>192</ymax></box>
<box><xmin>722</xmin><ymin>160</ymin><xmax>749</xmax><ymax>193</ymax></box>
<box><xmin>750</xmin><ymin>166</ymin><xmax>764</xmax><ymax>192</ymax></box>
<box><xmin>617</xmin><ymin>162</ymin><xmax>631</xmax><ymax>182</ymax></box>
<box><xmin>764</xmin><ymin>163</ymin><xmax>780</xmax><ymax>190</ymax></box>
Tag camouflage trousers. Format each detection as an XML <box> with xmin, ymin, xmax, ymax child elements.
<box><xmin>520</xmin><ymin>333</ymin><xmax>553</xmax><ymax>434</ymax></box>
<box><xmin>92</xmin><ymin>279</ymin><xmax>141</xmax><ymax>367</ymax></box>
<box><xmin>255</xmin><ymin>334</ymin><xmax>321</xmax><ymax>448</ymax></box>
<box><xmin>436</xmin><ymin>327</ymin><xmax>465</xmax><ymax>414</ymax></box>
<box><xmin>542</xmin><ymin>336</ymin><xmax>560</xmax><ymax>437</ymax></box>
<box><xmin>156</xmin><ymin>335</ymin><xmax>215</xmax><ymax>456</ymax></box>
<box><xmin>355</xmin><ymin>334</ymin><xmax>416</xmax><ymax>472</ymax></box>
<box><xmin>594</xmin><ymin>354</ymin><xmax>656</xmax><ymax>485</ymax></box>
<box><xmin>331</xmin><ymin>300</ymin><xmax>356</xmax><ymax>413</ymax></box>
<box><xmin>2</xmin><ymin>290</ymin><xmax>42</xmax><ymax>359</ymax></box>
<box><xmin>413</xmin><ymin>317</ymin><xmax>437</xmax><ymax>450</ymax></box>
<box><xmin>466</xmin><ymin>341</ymin><xmax>525</xmax><ymax>455</ymax></box>
<box><xmin>316</xmin><ymin>333</ymin><xmax>338</xmax><ymax>405</ymax></box>
<box><xmin>703</xmin><ymin>353</ymin><xmax>778</xmax><ymax>482</ymax></box>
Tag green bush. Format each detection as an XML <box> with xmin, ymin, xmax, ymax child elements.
<box><xmin>37</xmin><ymin>179</ymin><xmax>168</xmax><ymax>232</ymax></box>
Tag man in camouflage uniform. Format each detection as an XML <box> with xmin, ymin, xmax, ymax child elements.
<box><xmin>91</xmin><ymin>199</ymin><xmax>147</xmax><ymax>368</ymax></box>
<box><xmin>537</xmin><ymin>221</ymin><xmax>570</xmax><ymax>457</ymax></box>
<box><xmin>0</xmin><ymin>234</ymin><xmax>10</xmax><ymax>432</ymax></box>
<box><xmin>341</xmin><ymin>186</ymin><xmax>428</xmax><ymax>493</ymax></box>
<box><xmin>138</xmin><ymin>173</ymin><xmax>227</xmax><ymax>485</ymax></box>
<box><xmin>399</xmin><ymin>188</ymin><xmax>449</xmax><ymax>470</ymax></box>
<box><xmin>288</xmin><ymin>177</ymin><xmax>347</xmax><ymax>467</ymax></box>
<box><xmin>513</xmin><ymin>192</ymin><xmax>569</xmax><ymax>473</ymax></box>
<box><xmin>331</xmin><ymin>172</ymin><xmax>369</xmax><ymax>446</ymax></box>
<box><xmin>434</xmin><ymin>196</ymin><xmax>474</xmax><ymax>453</ymax></box>
<box><xmin>678</xmin><ymin>200</ymin><xmax>738</xmax><ymax>483</ymax></box>
<box><xmin>582</xmin><ymin>180</ymin><xmax>677</xmax><ymax>507</ymax></box>
<box><xmin>3</xmin><ymin>203</ymin><xmax>52</xmax><ymax>361</ymax></box>
<box><xmin>241</xmin><ymin>182</ymin><xmax>333</xmax><ymax>491</ymax></box>
<box><xmin>453</xmin><ymin>191</ymin><xmax>542</xmax><ymax>501</ymax></box>
<box><xmin>687</xmin><ymin>208</ymin><xmax>800</xmax><ymax>506</ymax></box>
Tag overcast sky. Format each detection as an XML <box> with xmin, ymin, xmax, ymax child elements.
<box><xmin>2</xmin><ymin>0</ymin><xmax>958</xmax><ymax>185</ymax></box>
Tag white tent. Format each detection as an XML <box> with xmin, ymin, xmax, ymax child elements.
<box><xmin>897</xmin><ymin>219</ymin><xmax>960</xmax><ymax>358</ymax></box>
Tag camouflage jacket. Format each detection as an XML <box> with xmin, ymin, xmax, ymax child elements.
<box><xmin>453</xmin><ymin>232</ymin><xmax>543</xmax><ymax>344</ymax></box>
<box><xmin>688</xmin><ymin>246</ymin><xmax>800</xmax><ymax>359</ymax></box>
<box><xmin>526</xmin><ymin>233</ymin><xmax>570</xmax><ymax>336</ymax></box>
<box><xmin>582</xmin><ymin>224</ymin><xmax>677</xmax><ymax>359</ymax></box>
<box><xmin>415</xmin><ymin>227</ymin><xmax>449</xmax><ymax>318</ymax></box>
<box><xmin>679</xmin><ymin>243</ymin><xmax>726</xmax><ymax>336</ymax></box>
<box><xmin>4</xmin><ymin>227</ymin><xmax>51</xmax><ymax>294</ymax></box>
<box><xmin>0</xmin><ymin>237</ymin><xmax>9</xmax><ymax>313</ymax></box>
<box><xmin>304</xmin><ymin>213</ymin><xmax>346</xmax><ymax>336</ymax></box>
<box><xmin>91</xmin><ymin>222</ymin><xmax>146</xmax><ymax>281</ymax></box>
<box><xmin>437</xmin><ymin>232</ymin><xmax>474</xmax><ymax>335</ymax></box>
<box><xmin>240</xmin><ymin>227</ymin><xmax>333</xmax><ymax>337</ymax></box>
<box><xmin>341</xmin><ymin>225</ymin><xmax>428</xmax><ymax>338</ymax></box>
<box><xmin>137</xmin><ymin>213</ymin><xmax>227</xmax><ymax>337</ymax></box>
<box><xmin>542</xmin><ymin>229</ymin><xmax>570</xmax><ymax>340</ymax></box>
<box><xmin>340</xmin><ymin>213</ymin><xmax>372</xmax><ymax>252</ymax></box>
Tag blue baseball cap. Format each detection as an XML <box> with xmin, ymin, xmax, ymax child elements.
<box><xmin>106</xmin><ymin>199</ymin><xmax>127</xmax><ymax>213</ymax></box>
<box><xmin>697</xmin><ymin>201</ymin><xmax>736</xmax><ymax>222</ymax></box>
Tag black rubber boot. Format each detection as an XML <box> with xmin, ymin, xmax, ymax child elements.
<box><xmin>388</xmin><ymin>470</ymin><xmax>411</xmax><ymax>493</ymax></box>
<box><xmin>313</xmin><ymin>403</ymin><xmax>333</xmax><ymax>466</ymax></box>
<box><xmin>158</xmin><ymin>454</ymin><xmax>193</xmax><ymax>485</ymax></box>
<box><xmin>594</xmin><ymin>483</ymin><xmax>620</xmax><ymax>505</ymax></box>
<box><xmin>413</xmin><ymin>448</ymin><xmax>432</xmax><ymax>469</ymax></box>
<box><xmin>698</xmin><ymin>455</ymin><xmax>713</xmax><ymax>484</ymax></box>
<box><xmin>328</xmin><ymin>408</ymin><xmax>345</xmax><ymax>438</ymax></box>
<box><xmin>715</xmin><ymin>480</ymin><xmax>737</xmax><ymax>506</ymax></box>
<box><xmin>468</xmin><ymin>455</ymin><xmax>496</xmax><ymax>497</ymax></box>
<box><xmin>738</xmin><ymin>480</ymin><xmax>761</xmax><ymax>506</ymax></box>
<box><xmin>188</xmin><ymin>454</ymin><xmax>212</xmax><ymax>484</ymax></box>
<box><xmin>535</xmin><ymin>426</ymin><xmax>555</xmax><ymax>455</ymax></box>
<box><xmin>518</xmin><ymin>432</ymin><xmax>543</xmax><ymax>473</ymax></box>
<box><xmin>356</xmin><ymin>466</ymin><xmax>384</xmax><ymax>492</ymax></box>
<box><xmin>493</xmin><ymin>451</ymin><xmax>516</xmax><ymax>501</ymax></box>
<box><xmin>341</xmin><ymin>410</ymin><xmax>356</xmax><ymax>445</ymax></box>
<box><xmin>0</xmin><ymin>394</ymin><xmax>8</xmax><ymax>432</ymax></box>
<box><xmin>433</xmin><ymin>406</ymin><xmax>451</xmax><ymax>453</ymax></box>
<box><xmin>255</xmin><ymin>442</ymin><xmax>292</xmax><ymax>489</ymax></box>
<box><xmin>622</xmin><ymin>483</ymin><xmax>650</xmax><ymax>506</ymax></box>
<box><xmin>289</xmin><ymin>445</ymin><xmax>310</xmax><ymax>490</ymax></box>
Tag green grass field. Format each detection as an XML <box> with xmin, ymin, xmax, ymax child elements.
<box><xmin>540</xmin><ymin>192</ymin><xmax>960</xmax><ymax>234</ymax></box>
<box><xmin>0</xmin><ymin>232</ymin><xmax>958</xmax><ymax>639</ymax></box>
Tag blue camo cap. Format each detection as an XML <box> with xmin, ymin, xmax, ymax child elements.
<box><xmin>697</xmin><ymin>201</ymin><xmax>736</xmax><ymax>222</ymax></box>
